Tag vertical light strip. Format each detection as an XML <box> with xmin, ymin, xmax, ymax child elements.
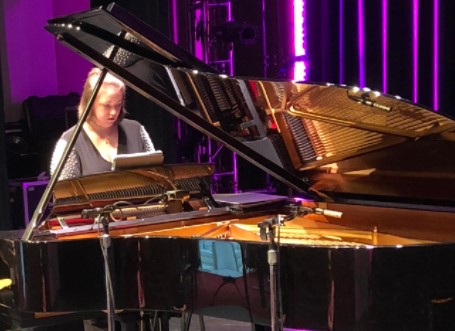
<box><xmin>227</xmin><ymin>1</ymin><xmax>232</xmax><ymax>20</ymax></box>
<box><xmin>262</xmin><ymin>0</ymin><xmax>268</xmax><ymax>76</ymax></box>
<box><xmin>228</xmin><ymin>1</ymin><xmax>234</xmax><ymax>76</ymax></box>
<box><xmin>293</xmin><ymin>0</ymin><xmax>307</xmax><ymax>81</ymax></box>
<box><xmin>339</xmin><ymin>0</ymin><xmax>344</xmax><ymax>84</ymax></box>
<box><xmin>171</xmin><ymin>0</ymin><xmax>178</xmax><ymax>44</ymax></box>
<box><xmin>194</xmin><ymin>8</ymin><xmax>203</xmax><ymax>60</ymax></box>
<box><xmin>433</xmin><ymin>0</ymin><xmax>439</xmax><ymax>110</ymax></box>
<box><xmin>412</xmin><ymin>0</ymin><xmax>419</xmax><ymax>103</ymax></box>
<box><xmin>294</xmin><ymin>0</ymin><xmax>305</xmax><ymax>57</ymax></box>
<box><xmin>382</xmin><ymin>0</ymin><xmax>388</xmax><ymax>93</ymax></box>
<box><xmin>358</xmin><ymin>0</ymin><xmax>365</xmax><ymax>87</ymax></box>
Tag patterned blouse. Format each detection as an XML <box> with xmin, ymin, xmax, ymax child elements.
<box><xmin>50</xmin><ymin>119</ymin><xmax>155</xmax><ymax>180</ymax></box>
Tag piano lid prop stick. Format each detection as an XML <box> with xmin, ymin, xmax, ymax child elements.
<box><xmin>22</xmin><ymin>68</ymin><xmax>109</xmax><ymax>241</ymax></box>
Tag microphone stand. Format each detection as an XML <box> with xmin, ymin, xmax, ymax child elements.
<box><xmin>257</xmin><ymin>204</ymin><xmax>343</xmax><ymax>331</ymax></box>
<box><xmin>267</xmin><ymin>219</ymin><xmax>279</xmax><ymax>331</ymax></box>
<box><xmin>258</xmin><ymin>215</ymin><xmax>287</xmax><ymax>331</ymax></box>
<box><xmin>84</xmin><ymin>205</ymin><xmax>116</xmax><ymax>331</ymax></box>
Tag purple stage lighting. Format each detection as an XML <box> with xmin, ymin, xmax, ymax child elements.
<box><xmin>339</xmin><ymin>0</ymin><xmax>344</xmax><ymax>84</ymax></box>
<box><xmin>293</xmin><ymin>0</ymin><xmax>308</xmax><ymax>81</ymax></box>
<box><xmin>433</xmin><ymin>0</ymin><xmax>439</xmax><ymax>110</ymax></box>
<box><xmin>358</xmin><ymin>0</ymin><xmax>365</xmax><ymax>87</ymax></box>
<box><xmin>382</xmin><ymin>0</ymin><xmax>388</xmax><ymax>93</ymax></box>
<box><xmin>412</xmin><ymin>0</ymin><xmax>419</xmax><ymax>103</ymax></box>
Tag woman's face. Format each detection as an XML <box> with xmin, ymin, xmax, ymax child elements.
<box><xmin>90</xmin><ymin>84</ymin><xmax>124</xmax><ymax>128</ymax></box>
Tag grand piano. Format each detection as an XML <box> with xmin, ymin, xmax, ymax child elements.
<box><xmin>1</xmin><ymin>2</ymin><xmax>455</xmax><ymax>330</ymax></box>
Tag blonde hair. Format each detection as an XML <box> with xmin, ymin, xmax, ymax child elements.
<box><xmin>78</xmin><ymin>67</ymin><xmax>127</xmax><ymax>122</ymax></box>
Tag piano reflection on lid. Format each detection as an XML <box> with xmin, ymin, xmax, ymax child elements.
<box><xmin>1</xmin><ymin>3</ymin><xmax>455</xmax><ymax>331</ymax></box>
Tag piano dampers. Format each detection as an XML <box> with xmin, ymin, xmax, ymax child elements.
<box><xmin>276</xmin><ymin>112</ymin><xmax>405</xmax><ymax>170</ymax></box>
<box><xmin>175</xmin><ymin>177</ymin><xmax>211</xmax><ymax>194</ymax></box>
<box><xmin>53</xmin><ymin>183</ymin><xmax>167</xmax><ymax>209</ymax></box>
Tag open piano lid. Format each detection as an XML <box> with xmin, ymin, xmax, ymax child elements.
<box><xmin>46</xmin><ymin>3</ymin><xmax>455</xmax><ymax>208</ymax></box>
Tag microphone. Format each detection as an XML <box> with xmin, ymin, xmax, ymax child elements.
<box><xmin>347</xmin><ymin>90</ymin><xmax>392</xmax><ymax>112</ymax></box>
<box><xmin>290</xmin><ymin>204</ymin><xmax>343</xmax><ymax>219</ymax></box>
<box><xmin>81</xmin><ymin>207</ymin><xmax>104</xmax><ymax>218</ymax></box>
<box><xmin>81</xmin><ymin>205</ymin><xmax>116</xmax><ymax>218</ymax></box>
<box><xmin>313</xmin><ymin>207</ymin><xmax>343</xmax><ymax>219</ymax></box>
<box><xmin>358</xmin><ymin>97</ymin><xmax>392</xmax><ymax>112</ymax></box>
